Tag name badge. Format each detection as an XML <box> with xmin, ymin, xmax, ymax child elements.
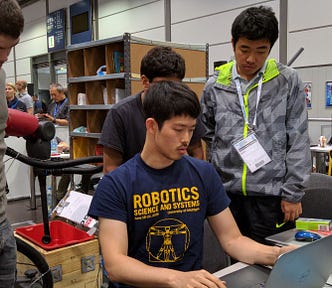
<box><xmin>233</xmin><ymin>132</ymin><xmax>271</xmax><ymax>173</ymax></box>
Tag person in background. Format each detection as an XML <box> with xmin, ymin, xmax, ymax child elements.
<box><xmin>38</xmin><ymin>83</ymin><xmax>69</xmax><ymax>126</ymax></box>
<box><xmin>4</xmin><ymin>82</ymin><xmax>25</xmax><ymax>197</ymax></box>
<box><xmin>39</xmin><ymin>84</ymin><xmax>70</xmax><ymax>200</ymax></box>
<box><xmin>0</xmin><ymin>0</ymin><xmax>24</xmax><ymax>286</ymax></box>
<box><xmin>53</xmin><ymin>137</ymin><xmax>92</xmax><ymax>202</ymax></box>
<box><xmin>15</xmin><ymin>79</ymin><xmax>33</xmax><ymax>114</ymax></box>
<box><xmin>88</xmin><ymin>81</ymin><xmax>294</xmax><ymax>288</ymax></box>
<box><xmin>6</xmin><ymin>82</ymin><xmax>26</xmax><ymax>112</ymax></box>
<box><xmin>32</xmin><ymin>94</ymin><xmax>46</xmax><ymax>114</ymax></box>
<box><xmin>200</xmin><ymin>6</ymin><xmax>311</xmax><ymax>244</ymax></box>
<box><xmin>99</xmin><ymin>46</ymin><xmax>205</xmax><ymax>174</ymax></box>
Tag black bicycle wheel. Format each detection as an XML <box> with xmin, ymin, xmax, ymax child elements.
<box><xmin>15</xmin><ymin>236</ymin><xmax>53</xmax><ymax>288</ymax></box>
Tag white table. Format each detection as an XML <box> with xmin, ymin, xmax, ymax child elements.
<box><xmin>213</xmin><ymin>262</ymin><xmax>249</xmax><ymax>278</ymax></box>
<box><xmin>50</xmin><ymin>153</ymin><xmax>71</xmax><ymax>208</ymax></box>
<box><xmin>310</xmin><ymin>145</ymin><xmax>332</xmax><ymax>174</ymax></box>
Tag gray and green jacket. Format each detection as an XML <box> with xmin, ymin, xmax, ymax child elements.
<box><xmin>200</xmin><ymin>59</ymin><xmax>311</xmax><ymax>203</ymax></box>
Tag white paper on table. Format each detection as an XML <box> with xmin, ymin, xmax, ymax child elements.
<box><xmin>53</xmin><ymin>190</ymin><xmax>97</xmax><ymax>229</ymax></box>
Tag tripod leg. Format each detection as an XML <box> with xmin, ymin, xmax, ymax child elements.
<box><xmin>37</xmin><ymin>172</ymin><xmax>51</xmax><ymax>244</ymax></box>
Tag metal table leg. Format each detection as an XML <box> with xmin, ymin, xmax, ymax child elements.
<box><xmin>29</xmin><ymin>166</ymin><xmax>36</xmax><ymax>210</ymax></box>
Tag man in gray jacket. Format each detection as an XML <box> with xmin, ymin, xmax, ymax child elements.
<box><xmin>200</xmin><ymin>6</ymin><xmax>311</xmax><ymax>244</ymax></box>
<box><xmin>0</xmin><ymin>0</ymin><xmax>24</xmax><ymax>286</ymax></box>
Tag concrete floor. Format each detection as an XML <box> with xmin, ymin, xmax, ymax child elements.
<box><xmin>7</xmin><ymin>197</ymin><xmax>43</xmax><ymax>227</ymax></box>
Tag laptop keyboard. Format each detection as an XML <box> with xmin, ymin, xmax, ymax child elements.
<box><xmin>220</xmin><ymin>264</ymin><xmax>270</xmax><ymax>288</ymax></box>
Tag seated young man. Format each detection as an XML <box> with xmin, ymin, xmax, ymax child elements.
<box><xmin>88</xmin><ymin>81</ymin><xmax>294</xmax><ymax>288</ymax></box>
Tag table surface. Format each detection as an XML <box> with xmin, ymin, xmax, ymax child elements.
<box><xmin>213</xmin><ymin>228</ymin><xmax>332</xmax><ymax>287</ymax></box>
<box><xmin>310</xmin><ymin>145</ymin><xmax>332</xmax><ymax>152</ymax></box>
<box><xmin>213</xmin><ymin>262</ymin><xmax>249</xmax><ymax>278</ymax></box>
<box><xmin>50</xmin><ymin>153</ymin><xmax>70</xmax><ymax>159</ymax></box>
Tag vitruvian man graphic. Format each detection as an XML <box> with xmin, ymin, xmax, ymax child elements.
<box><xmin>146</xmin><ymin>218</ymin><xmax>190</xmax><ymax>262</ymax></box>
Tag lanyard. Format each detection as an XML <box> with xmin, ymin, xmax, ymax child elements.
<box><xmin>53</xmin><ymin>98</ymin><xmax>67</xmax><ymax>118</ymax></box>
<box><xmin>235</xmin><ymin>76</ymin><xmax>263</xmax><ymax>130</ymax></box>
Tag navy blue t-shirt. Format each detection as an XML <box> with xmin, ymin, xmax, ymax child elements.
<box><xmin>89</xmin><ymin>154</ymin><xmax>230</xmax><ymax>284</ymax></box>
<box><xmin>7</xmin><ymin>97</ymin><xmax>27</xmax><ymax>112</ymax></box>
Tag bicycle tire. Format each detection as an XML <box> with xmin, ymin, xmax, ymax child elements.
<box><xmin>15</xmin><ymin>236</ymin><xmax>53</xmax><ymax>288</ymax></box>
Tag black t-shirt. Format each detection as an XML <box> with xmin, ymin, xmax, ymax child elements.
<box><xmin>99</xmin><ymin>93</ymin><xmax>205</xmax><ymax>163</ymax></box>
<box><xmin>47</xmin><ymin>98</ymin><xmax>69</xmax><ymax>120</ymax></box>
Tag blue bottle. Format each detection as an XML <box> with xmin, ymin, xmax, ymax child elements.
<box><xmin>50</xmin><ymin>138</ymin><xmax>57</xmax><ymax>156</ymax></box>
<box><xmin>47</xmin><ymin>186</ymin><xmax>53</xmax><ymax>217</ymax></box>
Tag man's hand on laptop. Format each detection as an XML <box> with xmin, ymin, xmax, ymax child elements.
<box><xmin>276</xmin><ymin>245</ymin><xmax>298</xmax><ymax>262</ymax></box>
<box><xmin>172</xmin><ymin>269</ymin><xmax>226</xmax><ymax>287</ymax></box>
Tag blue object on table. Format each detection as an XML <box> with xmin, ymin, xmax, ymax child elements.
<box><xmin>295</xmin><ymin>230</ymin><xmax>321</xmax><ymax>242</ymax></box>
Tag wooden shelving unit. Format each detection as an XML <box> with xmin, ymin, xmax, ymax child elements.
<box><xmin>67</xmin><ymin>33</ymin><xmax>208</xmax><ymax>159</ymax></box>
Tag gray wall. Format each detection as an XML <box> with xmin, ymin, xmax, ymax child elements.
<box><xmin>5</xmin><ymin>0</ymin><xmax>332</xmax><ymax>199</ymax></box>
<box><xmin>4</xmin><ymin>0</ymin><xmax>332</xmax><ymax>142</ymax></box>
<box><xmin>288</xmin><ymin>0</ymin><xmax>332</xmax><ymax>144</ymax></box>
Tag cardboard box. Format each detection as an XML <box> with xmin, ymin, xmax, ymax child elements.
<box><xmin>296</xmin><ymin>217</ymin><xmax>332</xmax><ymax>232</ymax></box>
<box><xmin>16</xmin><ymin>233</ymin><xmax>102</xmax><ymax>288</ymax></box>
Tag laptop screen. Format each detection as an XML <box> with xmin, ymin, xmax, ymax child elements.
<box><xmin>219</xmin><ymin>234</ymin><xmax>332</xmax><ymax>288</ymax></box>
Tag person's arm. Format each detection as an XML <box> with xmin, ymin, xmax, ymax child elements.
<box><xmin>200</xmin><ymin>78</ymin><xmax>218</xmax><ymax>161</ymax></box>
<box><xmin>57</xmin><ymin>140</ymin><xmax>69</xmax><ymax>153</ymax></box>
<box><xmin>281</xmin><ymin>71</ymin><xmax>312</xmax><ymax>220</ymax></box>
<box><xmin>99</xmin><ymin>218</ymin><xmax>226</xmax><ymax>288</ymax></box>
<box><xmin>208</xmin><ymin>208</ymin><xmax>295</xmax><ymax>266</ymax></box>
<box><xmin>26</xmin><ymin>107</ymin><xmax>33</xmax><ymax>115</ymax></box>
<box><xmin>281</xmin><ymin>200</ymin><xmax>302</xmax><ymax>222</ymax></box>
<box><xmin>52</xmin><ymin>116</ymin><xmax>68</xmax><ymax>126</ymax></box>
<box><xmin>103</xmin><ymin>146</ymin><xmax>123</xmax><ymax>174</ymax></box>
<box><xmin>187</xmin><ymin>114</ymin><xmax>205</xmax><ymax>160</ymax></box>
<box><xmin>42</xmin><ymin>113</ymin><xmax>68</xmax><ymax>126</ymax></box>
<box><xmin>187</xmin><ymin>140</ymin><xmax>204</xmax><ymax>160</ymax></box>
<box><xmin>26</xmin><ymin>95</ymin><xmax>34</xmax><ymax>115</ymax></box>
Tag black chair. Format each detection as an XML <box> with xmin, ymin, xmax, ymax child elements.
<box><xmin>202</xmin><ymin>220</ymin><xmax>230</xmax><ymax>273</ymax></box>
<box><xmin>301</xmin><ymin>173</ymin><xmax>332</xmax><ymax>219</ymax></box>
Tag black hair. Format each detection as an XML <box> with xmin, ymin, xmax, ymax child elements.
<box><xmin>0</xmin><ymin>0</ymin><xmax>24</xmax><ymax>39</ymax></box>
<box><xmin>140</xmin><ymin>46</ymin><xmax>186</xmax><ymax>82</ymax></box>
<box><xmin>231</xmin><ymin>6</ymin><xmax>279</xmax><ymax>49</ymax></box>
<box><xmin>143</xmin><ymin>81</ymin><xmax>200</xmax><ymax>129</ymax></box>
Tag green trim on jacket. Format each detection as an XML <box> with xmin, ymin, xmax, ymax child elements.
<box><xmin>216</xmin><ymin>59</ymin><xmax>280</xmax><ymax>196</ymax></box>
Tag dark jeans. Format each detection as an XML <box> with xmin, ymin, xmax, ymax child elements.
<box><xmin>228</xmin><ymin>193</ymin><xmax>295</xmax><ymax>244</ymax></box>
<box><xmin>56</xmin><ymin>174</ymin><xmax>92</xmax><ymax>202</ymax></box>
<box><xmin>0</xmin><ymin>219</ymin><xmax>16</xmax><ymax>287</ymax></box>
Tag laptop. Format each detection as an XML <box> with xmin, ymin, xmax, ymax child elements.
<box><xmin>265</xmin><ymin>228</ymin><xmax>308</xmax><ymax>246</ymax></box>
<box><xmin>220</xmin><ymin>234</ymin><xmax>332</xmax><ymax>288</ymax></box>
